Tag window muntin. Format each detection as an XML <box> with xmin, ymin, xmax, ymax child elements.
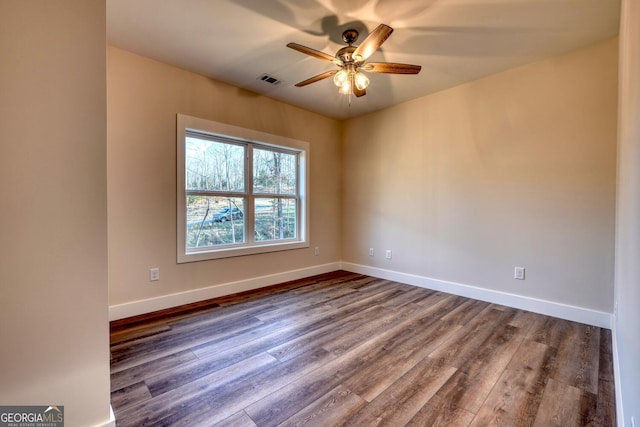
<box><xmin>185</xmin><ymin>132</ymin><xmax>300</xmax><ymax>251</ymax></box>
<box><xmin>177</xmin><ymin>114</ymin><xmax>308</xmax><ymax>262</ymax></box>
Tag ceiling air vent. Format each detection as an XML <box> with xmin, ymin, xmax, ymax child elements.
<box><xmin>258</xmin><ymin>73</ymin><xmax>282</xmax><ymax>85</ymax></box>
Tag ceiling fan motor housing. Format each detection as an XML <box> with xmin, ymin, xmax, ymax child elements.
<box><xmin>336</xmin><ymin>45</ymin><xmax>357</xmax><ymax>64</ymax></box>
<box><xmin>342</xmin><ymin>29</ymin><xmax>359</xmax><ymax>45</ymax></box>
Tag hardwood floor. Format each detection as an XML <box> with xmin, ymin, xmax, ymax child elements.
<box><xmin>110</xmin><ymin>271</ymin><xmax>616</xmax><ymax>426</ymax></box>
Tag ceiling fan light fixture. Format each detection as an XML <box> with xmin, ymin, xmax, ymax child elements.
<box><xmin>334</xmin><ymin>66</ymin><xmax>368</xmax><ymax>95</ymax></box>
<box><xmin>338</xmin><ymin>79</ymin><xmax>352</xmax><ymax>94</ymax></box>
<box><xmin>354</xmin><ymin>71</ymin><xmax>369</xmax><ymax>90</ymax></box>
<box><xmin>333</xmin><ymin>68</ymin><xmax>349</xmax><ymax>87</ymax></box>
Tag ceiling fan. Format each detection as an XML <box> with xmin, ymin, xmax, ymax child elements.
<box><xmin>287</xmin><ymin>24</ymin><xmax>421</xmax><ymax>98</ymax></box>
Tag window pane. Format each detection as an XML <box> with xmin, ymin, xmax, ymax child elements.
<box><xmin>186</xmin><ymin>196</ymin><xmax>245</xmax><ymax>248</ymax></box>
<box><xmin>186</xmin><ymin>136</ymin><xmax>245</xmax><ymax>192</ymax></box>
<box><xmin>253</xmin><ymin>148</ymin><xmax>297</xmax><ymax>195</ymax></box>
<box><xmin>254</xmin><ymin>198</ymin><xmax>297</xmax><ymax>242</ymax></box>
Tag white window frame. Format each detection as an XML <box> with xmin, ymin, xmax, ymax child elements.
<box><xmin>177</xmin><ymin>114</ymin><xmax>309</xmax><ymax>263</ymax></box>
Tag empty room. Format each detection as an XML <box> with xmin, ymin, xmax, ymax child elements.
<box><xmin>1</xmin><ymin>1</ymin><xmax>639</xmax><ymax>426</ymax></box>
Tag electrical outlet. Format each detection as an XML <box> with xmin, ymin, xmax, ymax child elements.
<box><xmin>385</xmin><ymin>250</ymin><xmax>392</xmax><ymax>259</ymax></box>
<box><xmin>514</xmin><ymin>267</ymin><xmax>525</xmax><ymax>280</ymax></box>
<box><xmin>314</xmin><ymin>246</ymin><xmax>320</xmax><ymax>256</ymax></box>
<box><xmin>149</xmin><ymin>268</ymin><xmax>160</xmax><ymax>282</ymax></box>
<box><xmin>369</xmin><ymin>248</ymin><xmax>375</xmax><ymax>257</ymax></box>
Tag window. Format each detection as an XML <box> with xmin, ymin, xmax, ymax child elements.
<box><xmin>177</xmin><ymin>114</ymin><xmax>308</xmax><ymax>262</ymax></box>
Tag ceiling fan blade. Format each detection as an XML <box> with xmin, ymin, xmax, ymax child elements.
<box><xmin>294</xmin><ymin>70</ymin><xmax>337</xmax><ymax>87</ymax></box>
<box><xmin>352</xmin><ymin>24</ymin><xmax>394</xmax><ymax>62</ymax></box>
<box><xmin>362</xmin><ymin>62</ymin><xmax>422</xmax><ymax>74</ymax></box>
<box><xmin>287</xmin><ymin>42</ymin><xmax>341</xmax><ymax>65</ymax></box>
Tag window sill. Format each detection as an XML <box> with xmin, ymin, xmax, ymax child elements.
<box><xmin>178</xmin><ymin>240</ymin><xmax>309</xmax><ymax>263</ymax></box>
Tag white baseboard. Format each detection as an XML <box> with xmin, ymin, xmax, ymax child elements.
<box><xmin>95</xmin><ymin>406</ymin><xmax>115</xmax><ymax>427</ymax></box>
<box><xmin>110</xmin><ymin>261</ymin><xmax>613</xmax><ymax>328</ymax></box>
<box><xmin>109</xmin><ymin>263</ymin><xmax>341</xmax><ymax>321</ymax></box>
<box><xmin>340</xmin><ymin>262</ymin><xmax>613</xmax><ymax>329</ymax></box>
<box><xmin>611</xmin><ymin>317</ymin><xmax>625</xmax><ymax>427</ymax></box>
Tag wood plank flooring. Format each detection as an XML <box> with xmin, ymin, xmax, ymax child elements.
<box><xmin>110</xmin><ymin>271</ymin><xmax>616</xmax><ymax>426</ymax></box>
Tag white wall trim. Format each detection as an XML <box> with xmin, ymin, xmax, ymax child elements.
<box><xmin>95</xmin><ymin>406</ymin><xmax>115</xmax><ymax>427</ymax></box>
<box><xmin>111</xmin><ymin>262</ymin><xmax>614</xmax><ymax>327</ymax></box>
<box><xmin>611</xmin><ymin>316</ymin><xmax>625</xmax><ymax>427</ymax></box>
<box><xmin>341</xmin><ymin>262</ymin><xmax>613</xmax><ymax>329</ymax></box>
<box><xmin>109</xmin><ymin>263</ymin><xmax>341</xmax><ymax>321</ymax></box>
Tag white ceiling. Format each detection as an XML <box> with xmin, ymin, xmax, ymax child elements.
<box><xmin>107</xmin><ymin>0</ymin><xmax>620</xmax><ymax>120</ymax></box>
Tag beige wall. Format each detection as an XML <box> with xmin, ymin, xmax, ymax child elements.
<box><xmin>107</xmin><ymin>47</ymin><xmax>342</xmax><ymax>307</ymax></box>
<box><xmin>342</xmin><ymin>38</ymin><xmax>618</xmax><ymax>312</ymax></box>
<box><xmin>0</xmin><ymin>1</ymin><xmax>111</xmax><ymax>426</ymax></box>
<box><xmin>615</xmin><ymin>0</ymin><xmax>640</xmax><ymax>422</ymax></box>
